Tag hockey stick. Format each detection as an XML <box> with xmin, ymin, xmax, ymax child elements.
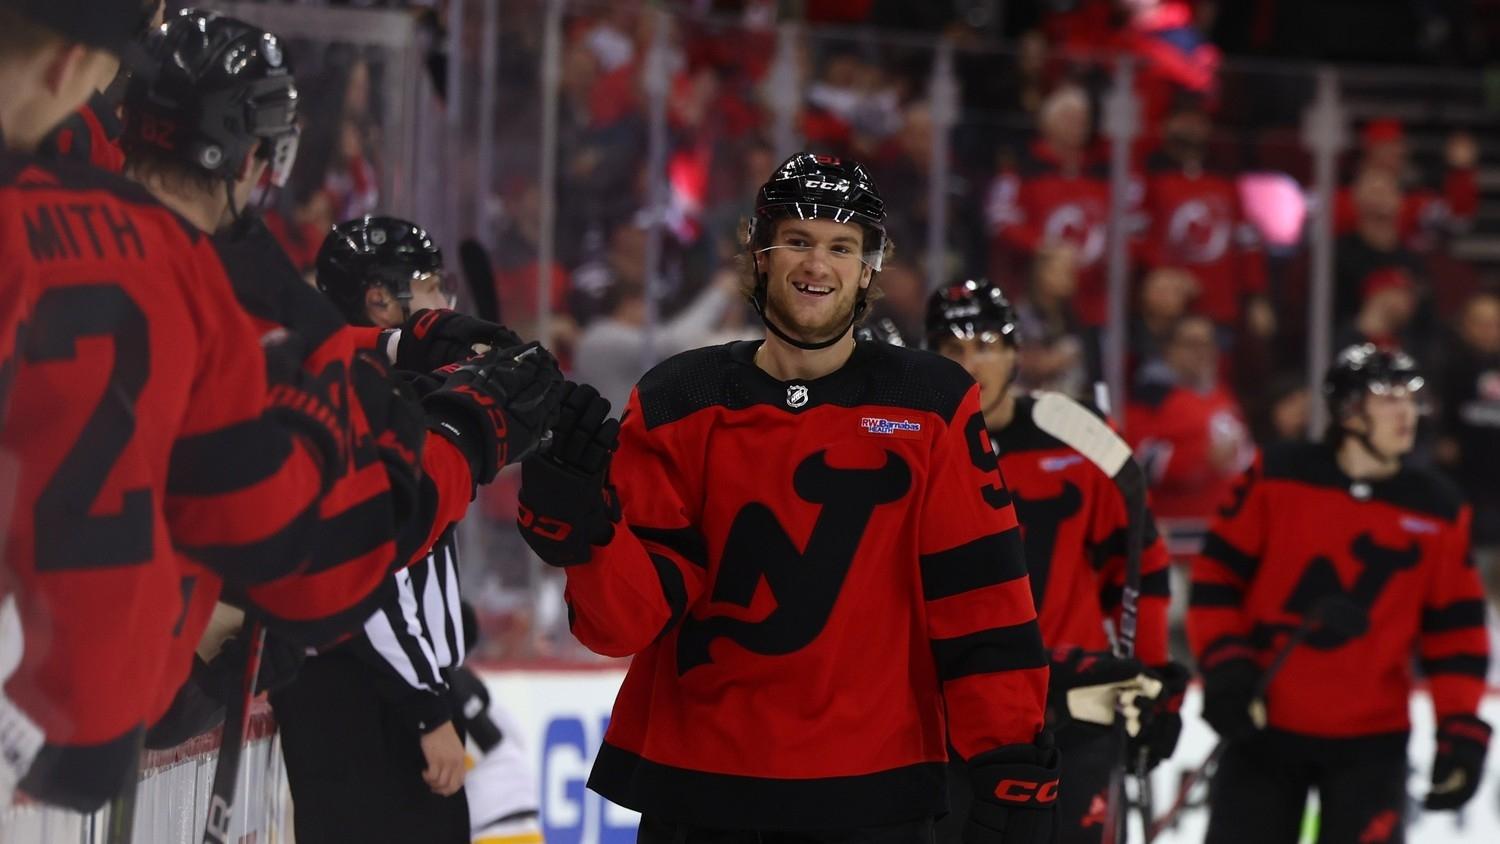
<box><xmin>459</xmin><ymin>239</ymin><xmax>502</xmax><ymax>325</ymax></box>
<box><xmin>200</xmin><ymin>620</ymin><xmax>265</xmax><ymax>844</ymax></box>
<box><xmin>1033</xmin><ymin>392</ymin><xmax>1146</xmax><ymax>844</ymax></box>
<box><xmin>103</xmin><ymin>733</ymin><xmax>144</xmax><ymax>844</ymax></box>
<box><xmin>1147</xmin><ymin>594</ymin><xmax>1369</xmax><ymax>838</ymax></box>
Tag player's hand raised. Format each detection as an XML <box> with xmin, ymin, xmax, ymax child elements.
<box><xmin>396</xmin><ymin>309</ymin><xmax>523</xmax><ymax>372</ymax></box>
<box><xmin>424</xmin><ymin>342</ymin><xmax>564</xmax><ymax>486</ymax></box>
<box><xmin>517</xmin><ymin>382</ymin><xmax>621</xmax><ymax>567</ymax></box>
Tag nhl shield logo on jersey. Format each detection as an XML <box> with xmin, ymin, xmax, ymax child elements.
<box><xmin>786</xmin><ymin>384</ymin><xmax>809</xmax><ymax>408</ymax></box>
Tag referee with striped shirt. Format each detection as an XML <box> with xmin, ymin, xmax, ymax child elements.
<box><xmin>270</xmin><ymin>217</ymin><xmax>521</xmax><ymax>844</ymax></box>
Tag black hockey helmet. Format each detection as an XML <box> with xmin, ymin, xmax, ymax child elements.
<box><xmin>854</xmin><ymin>317</ymin><xmax>908</xmax><ymax>347</ymax></box>
<box><xmin>746</xmin><ymin>152</ymin><xmax>888</xmax><ymax>351</ymax></box>
<box><xmin>123</xmin><ymin>10</ymin><xmax>299</xmax><ymax>188</ymax></box>
<box><xmin>749</xmin><ymin>152</ymin><xmax>888</xmax><ymax>268</ymax></box>
<box><xmin>316</xmin><ymin>216</ymin><xmax>444</xmax><ymax>326</ymax></box>
<box><xmin>1323</xmin><ymin>343</ymin><xmax>1425</xmax><ymax>424</ymax></box>
<box><xmin>924</xmin><ymin>278</ymin><xmax>1019</xmax><ymax>350</ymax></box>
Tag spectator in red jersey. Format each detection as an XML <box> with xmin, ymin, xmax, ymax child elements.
<box><xmin>1126</xmin><ymin>314</ymin><xmax>1254</xmax><ymax>523</ymax></box>
<box><xmin>990</xmin><ymin>86</ymin><xmax>1115</xmax><ymax>327</ymax></box>
<box><xmin>1141</xmin><ymin>97</ymin><xmax>1273</xmax><ymax>338</ymax></box>
<box><xmin>1334</xmin><ymin>169</ymin><xmax>1424</xmax><ymax>326</ymax></box>
<box><xmin>1334</xmin><ymin>118</ymin><xmax>1479</xmax><ymax>242</ymax></box>
<box><xmin>1336</xmin><ymin>268</ymin><xmax>1418</xmax><ymax>353</ymax></box>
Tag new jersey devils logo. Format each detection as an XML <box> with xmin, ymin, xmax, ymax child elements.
<box><xmin>1166</xmin><ymin>198</ymin><xmax>1231</xmax><ymax>264</ymax></box>
<box><xmin>676</xmin><ymin>450</ymin><xmax>912</xmax><ymax>673</ymax></box>
<box><xmin>1282</xmin><ymin>532</ymin><xmax>1421</xmax><ymax>649</ymax></box>
<box><xmin>1013</xmin><ymin>481</ymin><xmax>1084</xmax><ymax>609</ymax></box>
<box><xmin>1042</xmin><ymin>202</ymin><xmax>1107</xmax><ymax>266</ymax></box>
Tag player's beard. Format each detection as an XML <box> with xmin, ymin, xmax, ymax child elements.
<box><xmin>764</xmin><ymin>275</ymin><xmax>861</xmax><ymax>346</ymax></box>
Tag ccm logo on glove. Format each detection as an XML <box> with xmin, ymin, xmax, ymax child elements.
<box><xmin>993</xmin><ymin>778</ymin><xmax>1059</xmax><ymax>804</ymax></box>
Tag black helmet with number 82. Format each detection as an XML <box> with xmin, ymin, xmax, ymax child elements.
<box><xmin>123</xmin><ymin>10</ymin><xmax>300</xmax><ymax>189</ymax></box>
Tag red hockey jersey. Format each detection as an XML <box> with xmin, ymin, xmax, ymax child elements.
<box><xmin>991</xmin><ymin>395</ymin><xmax>1171</xmax><ymax>667</ymax></box>
<box><xmin>1189</xmin><ymin>442</ymin><xmax>1488</xmax><ymax>737</ymax></box>
<box><xmin>564</xmin><ymin>340</ymin><xmax>1047</xmax><ymax>829</ymax></box>
<box><xmin>1140</xmin><ymin>158</ymin><xmax>1266</xmax><ymax>326</ymax></box>
<box><xmin>0</xmin><ymin>157</ymin><xmax>334</xmax><ymax>808</ymax></box>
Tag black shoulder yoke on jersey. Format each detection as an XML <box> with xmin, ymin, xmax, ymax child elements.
<box><xmin>0</xmin><ymin>151</ymin><xmax>202</xmax><ymax>243</ymax></box>
<box><xmin>635</xmin><ymin>339</ymin><xmax>977</xmax><ymax>431</ymax></box>
<box><xmin>991</xmin><ymin>393</ymin><xmax>1110</xmax><ymax>454</ymax></box>
<box><xmin>213</xmin><ymin>218</ymin><xmax>348</xmax><ymax>347</ymax></box>
<box><xmin>1259</xmin><ymin>441</ymin><xmax>1466</xmax><ymax>522</ymax></box>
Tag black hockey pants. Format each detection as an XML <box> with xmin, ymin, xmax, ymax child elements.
<box><xmin>1205</xmin><ymin>729</ymin><xmax>1409</xmax><ymax>844</ymax></box>
<box><xmin>270</xmin><ymin>648</ymin><xmax>470</xmax><ymax>844</ymax></box>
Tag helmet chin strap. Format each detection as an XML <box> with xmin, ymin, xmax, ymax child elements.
<box><xmin>1346</xmin><ymin>411</ymin><xmax>1399</xmax><ymax>468</ymax></box>
<box><xmin>751</xmin><ymin>270</ymin><xmax>869</xmax><ymax>352</ymax></box>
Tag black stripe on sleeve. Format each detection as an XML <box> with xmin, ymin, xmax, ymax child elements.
<box><xmin>1090</xmin><ymin>520</ymin><xmax>1164</xmax><ymax>570</ymax></box>
<box><xmin>920</xmin><ymin>528</ymin><xmax>1027</xmax><ymax>601</ymax></box>
<box><xmin>306</xmin><ymin>493</ymin><xmax>398</xmax><ymax>575</ymax></box>
<box><xmin>651</xmin><ymin>553</ymin><xmax>688</xmax><ymax>639</ymax></box>
<box><xmin>168</xmin><ymin>420</ymin><xmax>295</xmax><ymax>496</ymax></box>
<box><xmin>179</xmin><ymin>506</ymin><xmax>318</xmax><ymax>583</ymax></box>
<box><xmin>1140</xmin><ymin>568</ymin><xmax>1170</xmax><ymax>597</ymax></box>
<box><xmin>1200</xmin><ymin>532</ymin><xmax>1260</xmax><ymax>582</ymax></box>
<box><xmin>1421</xmin><ymin>654</ymin><xmax>1490</xmax><ymax>679</ymax></box>
<box><xmin>379</xmin><ymin>569</ymin><xmax>442</xmax><ymax>690</ymax></box>
<box><xmin>930</xmin><ymin>621</ymin><xmax>1047</xmax><ymax>681</ymax></box>
<box><xmin>1421</xmin><ymin>599</ymin><xmax>1487</xmax><ymax>634</ymax></box>
<box><xmin>633</xmin><ymin>525</ymin><xmax>709</xmax><ymax>569</ymax></box>
<box><xmin>1190</xmin><ymin>581</ymin><xmax>1244</xmax><ymax>608</ymax></box>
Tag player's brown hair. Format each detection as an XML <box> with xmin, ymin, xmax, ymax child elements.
<box><xmin>123</xmin><ymin>137</ymin><xmax>242</xmax><ymax>203</ymax></box>
<box><xmin>0</xmin><ymin>8</ymin><xmax>63</xmax><ymax>60</ymax></box>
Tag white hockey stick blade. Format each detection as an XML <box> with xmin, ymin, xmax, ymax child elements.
<box><xmin>1033</xmin><ymin>392</ymin><xmax>1133</xmax><ymax>478</ymax></box>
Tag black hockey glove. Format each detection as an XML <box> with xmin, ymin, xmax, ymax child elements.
<box><xmin>423</xmin><ymin>342</ymin><xmax>564</xmax><ymax>486</ymax></box>
<box><xmin>1424</xmin><ymin>714</ymin><xmax>1491</xmax><ymax>811</ymax></box>
<box><xmin>395</xmin><ymin>308</ymin><xmax>523</xmax><ymax>372</ymax></box>
<box><xmin>1200</xmin><ymin>647</ymin><xmax>1260</xmax><ymax>742</ymax></box>
<box><xmin>517</xmin><ymin>382</ymin><xmax>621</xmax><ymax>567</ymax></box>
<box><xmin>1045</xmin><ymin>646</ymin><xmax>1145</xmax><ymax>733</ymax></box>
<box><xmin>212</xmin><ymin>628</ymin><xmax>305</xmax><ymax>699</ymax></box>
<box><xmin>1127</xmin><ymin>661</ymin><xmax>1190</xmax><ymax>773</ymax></box>
<box><xmin>964</xmin><ymin>732</ymin><xmax>1060</xmax><ymax>844</ymax></box>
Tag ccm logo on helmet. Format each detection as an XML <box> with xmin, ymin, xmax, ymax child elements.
<box><xmin>993</xmin><ymin>778</ymin><xmax>1059</xmax><ymax>804</ymax></box>
<box><xmin>804</xmin><ymin>178</ymin><xmax>850</xmax><ymax>192</ymax></box>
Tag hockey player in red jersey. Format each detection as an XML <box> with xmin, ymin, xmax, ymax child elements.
<box><xmin>517</xmin><ymin>154</ymin><xmax>1056</xmax><ymax>842</ymax></box>
<box><xmin>1190</xmin><ymin>345</ymin><xmax>1491</xmax><ymax>843</ymax></box>
<box><xmin>118</xmin><ymin>4</ymin><xmax>559</xmax><ymax>725</ymax></box>
<box><xmin>0</xmin><ymin>5</ymin><xmax>552</xmax><ymax>812</ymax></box>
<box><xmin>924</xmin><ymin>279</ymin><xmax>1184</xmax><ymax>844</ymax></box>
<box><xmin>0</xmin><ymin>0</ymin><xmax>355</xmax><ymax>811</ymax></box>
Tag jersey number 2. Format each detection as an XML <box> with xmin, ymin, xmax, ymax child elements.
<box><xmin>25</xmin><ymin>285</ymin><xmax>153</xmax><ymax>571</ymax></box>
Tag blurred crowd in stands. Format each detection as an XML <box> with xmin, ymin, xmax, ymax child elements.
<box><xmin>239</xmin><ymin>0</ymin><xmax>1500</xmax><ymax>659</ymax></box>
